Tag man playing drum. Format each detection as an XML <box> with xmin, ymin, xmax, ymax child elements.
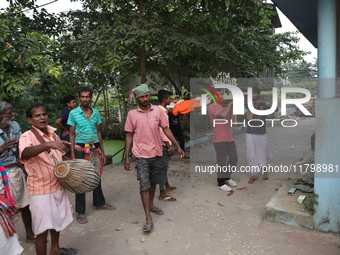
<box><xmin>19</xmin><ymin>104</ymin><xmax>77</xmax><ymax>255</ymax></box>
<box><xmin>68</xmin><ymin>87</ymin><xmax>115</xmax><ymax>224</ymax></box>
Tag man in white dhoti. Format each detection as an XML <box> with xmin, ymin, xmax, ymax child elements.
<box><xmin>245</xmin><ymin>87</ymin><xmax>278</xmax><ymax>184</ymax></box>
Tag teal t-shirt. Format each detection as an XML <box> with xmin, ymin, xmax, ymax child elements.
<box><xmin>67</xmin><ymin>106</ymin><xmax>101</xmax><ymax>143</ymax></box>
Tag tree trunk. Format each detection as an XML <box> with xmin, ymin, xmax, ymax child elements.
<box><xmin>140</xmin><ymin>47</ymin><xmax>146</xmax><ymax>83</ymax></box>
<box><xmin>139</xmin><ymin>0</ymin><xmax>146</xmax><ymax>84</ymax></box>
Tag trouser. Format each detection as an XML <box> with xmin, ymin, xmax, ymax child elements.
<box><xmin>213</xmin><ymin>141</ymin><xmax>238</xmax><ymax>186</ymax></box>
<box><xmin>159</xmin><ymin>146</ymin><xmax>169</xmax><ymax>191</ymax></box>
<box><xmin>74</xmin><ymin>149</ymin><xmax>105</xmax><ymax>214</ymax></box>
<box><xmin>171</xmin><ymin>127</ymin><xmax>185</xmax><ymax>151</ymax></box>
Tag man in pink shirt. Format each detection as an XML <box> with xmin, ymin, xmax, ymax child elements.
<box><xmin>208</xmin><ymin>90</ymin><xmax>238</xmax><ymax>192</ymax></box>
<box><xmin>19</xmin><ymin>104</ymin><xmax>77</xmax><ymax>255</ymax></box>
<box><xmin>124</xmin><ymin>84</ymin><xmax>184</xmax><ymax>232</ymax></box>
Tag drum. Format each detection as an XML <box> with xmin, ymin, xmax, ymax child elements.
<box><xmin>54</xmin><ymin>159</ymin><xmax>100</xmax><ymax>194</ymax></box>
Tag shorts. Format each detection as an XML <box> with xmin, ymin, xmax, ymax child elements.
<box><xmin>136</xmin><ymin>157</ymin><xmax>162</xmax><ymax>191</ymax></box>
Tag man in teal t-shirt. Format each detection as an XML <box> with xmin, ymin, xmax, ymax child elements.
<box><xmin>68</xmin><ymin>87</ymin><xmax>115</xmax><ymax>224</ymax></box>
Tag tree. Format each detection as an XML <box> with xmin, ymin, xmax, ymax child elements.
<box><xmin>58</xmin><ymin>0</ymin><xmax>306</xmax><ymax>95</ymax></box>
<box><xmin>1</xmin><ymin>0</ymin><xmax>309</xmax><ymax>131</ymax></box>
<box><xmin>278</xmin><ymin>60</ymin><xmax>318</xmax><ymax>98</ymax></box>
<box><xmin>0</xmin><ymin>8</ymin><xmax>62</xmax><ymax>92</ymax></box>
<box><xmin>0</xmin><ymin>6</ymin><xmax>66</xmax><ymax>130</ymax></box>
<box><xmin>281</xmin><ymin>60</ymin><xmax>317</xmax><ymax>80</ymax></box>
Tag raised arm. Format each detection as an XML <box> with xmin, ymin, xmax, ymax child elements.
<box><xmin>216</xmin><ymin>101</ymin><xmax>233</xmax><ymax>119</ymax></box>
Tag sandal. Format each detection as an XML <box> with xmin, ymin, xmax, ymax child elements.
<box><xmin>159</xmin><ymin>196</ymin><xmax>177</xmax><ymax>202</ymax></box>
<box><xmin>76</xmin><ymin>215</ymin><xmax>88</xmax><ymax>224</ymax></box>
<box><xmin>150</xmin><ymin>207</ymin><xmax>164</xmax><ymax>215</ymax></box>
<box><xmin>96</xmin><ymin>204</ymin><xmax>116</xmax><ymax>210</ymax></box>
<box><xmin>59</xmin><ymin>247</ymin><xmax>78</xmax><ymax>255</ymax></box>
<box><xmin>142</xmin><ymin>223</ymin><xmax>153</xmax><ymax>232</ymax></box>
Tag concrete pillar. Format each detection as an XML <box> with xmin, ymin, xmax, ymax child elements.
<box><xmin>317</xmin><ymin>0</ymin><xmax>337</xmax><ymax>98</ymax></box>
<box><xmin>314</xmin><ymin>0</ymin><xmax>340</xmax><ymax>233</ymax></box>
<box><xmin>314</xmin><ymin>99</ymin><xmax>340</xmax><ymax>233</ymax></box>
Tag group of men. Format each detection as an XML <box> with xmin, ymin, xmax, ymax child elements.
<box><xmin>0</xmin><ymin>83</ymin><xmax>275</xmax><ymax>254</ymax></box>
<box><xmin>0</xmin><ymin>87</ymin><xmax>115</xmax><ymax>255</ymax></box>
<box><xmin>0</xmin><ymin>84</ymin><xmax>188</xmax><ymax>254</ymax></box>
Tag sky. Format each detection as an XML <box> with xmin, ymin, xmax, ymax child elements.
<box><xmin>274</xmin><ymin>7</ymin><xmax>317</xmax><ymax>63</ymax></box>
<box><xmin>1</xmin><ymin>0</ymin><xmax>317</xmax><ymax>63</ymax></box>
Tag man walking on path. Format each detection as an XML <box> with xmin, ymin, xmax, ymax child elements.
<box><xmin>68</xmin><ymin>87</ymin><xmax>115</xmax><ymax>224</ymax></box>
<box><xmin>124</xmin><ymin>84</ymin><xmax>184</xmax><ymax>232</ymax></box>
<box><xmin>19</xmin><ymin>104</ymin><xmax>76</xmax><ymax>255</ymax></box>
<box><xmin>0</xmin><ymin>101</ymin><xmax>35</xmax><ymax>243</ymax></box>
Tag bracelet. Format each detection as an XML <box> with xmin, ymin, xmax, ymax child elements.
<box><xmin>168</xmin><ymin>148</ymin><xmax>172</xmax><ymax>151</ymax></box>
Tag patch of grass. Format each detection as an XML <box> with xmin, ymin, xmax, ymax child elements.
<box><xmin>303</xmin><ymin>193</ymin><xmax>319</xmax><ymax>215</ymax></box>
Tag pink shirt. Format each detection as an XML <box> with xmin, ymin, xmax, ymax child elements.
<box><xmin>125</xmin><ymin>104</ymin><xmax>168</xmax><ymax>158</ymax></box>
<box><xmin>208</xmin><ymin>103</ymin><xmax>234</xmax><ymax>143</ymax></box>
<box><xmin>158</xmin><ymin>105</ymin><xmax>171</xmax><ymax>146</ymax></box>
<box><xmin>19</xmin><ymin>126</ymin><xmax>64</xmax><ymax>195</ymax></box>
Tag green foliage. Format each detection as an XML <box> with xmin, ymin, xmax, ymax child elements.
<box><xmin>0</xmin><ymin>4</ymin><xmax>74</xmax><ymax>131</ymax></box>
<box><xmin>58</xmin><ymin>0</ymin><xmax>307</xmax><ymax>96</ymax></box>
<box><xmin>280</xmin><ymin>60</ymin><xmax>317</xmax><ymax>80</ymax></box>
<box><xmin>303</xmin><ymin>193</ymin><xmax>319</xmax><ymax>215</ymax></box>
<box><xmin>1</xmin><ymin>0</ymin><xmax>309</xmax><ymax>133</ymax></box>
<box><xmin>277</xmin><ymin>60</ymin><xmax>318</xmax><ymax>98</ymax></box>
<box><xmin>111</xmin><ymin>122</ymin><xmax>126</xmax><ymax>140</ymax></box>
<box><xmin>0</xmin><ymin>11</ymin><xmax>62</xmax><ymax>94</ymax></box>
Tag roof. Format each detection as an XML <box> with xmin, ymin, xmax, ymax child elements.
<box><xmin>272</xmin><ymin>0</ymin><xmax>317</xmax><ymax>48</ymax></box>
<box><xmin>266</xmin><ymin>3</ymin><xmax>282</xmax><ymax>29</ymax></box>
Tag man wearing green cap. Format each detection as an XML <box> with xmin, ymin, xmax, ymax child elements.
<box><xmin>124</xmin><ymin>84</ymin><xmax>185</xmax><ymax>232</ymax></box>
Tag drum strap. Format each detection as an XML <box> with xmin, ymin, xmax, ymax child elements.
<box><xmin>30</xmin><ymin>128</ymin><xmax>51</xmax><ymax>153</ymax></box>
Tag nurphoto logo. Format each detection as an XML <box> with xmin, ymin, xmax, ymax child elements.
<box><xmin>200</xmin><ymin>84</ymin><xmax>312</xmax><ymax>116</ymax></box>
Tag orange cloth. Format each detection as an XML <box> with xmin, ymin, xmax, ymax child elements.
<box><xmin>19</xmin><ymin>126</ymin><xmax>64</xmax><ymax>196</ymax></box>
<box><xmin>172</xmin><ymin>98</ymin><xmax>201</xmax><ymax>116</ymax></box>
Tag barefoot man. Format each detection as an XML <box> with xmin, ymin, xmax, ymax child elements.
<box><xmin>245</xmin><ymin>87</ymin><xmax>278</xmax><ymax>184</ymax></box>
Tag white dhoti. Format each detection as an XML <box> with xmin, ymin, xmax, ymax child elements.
<box><xmin>246</xmin><ymin>133</ymin><xmax>273</xmax><ymax>177</ymax></box>
<box><xmin>0</xmin><ymin>228</ymin><xmax>23</xmax><ymax>255</ymax></box>
<box><xmin>29</xmin><ymin>188</ymin><xmax>73</xmax><ymax>236</ymax></box>
<box><xmin>7</xmin><ymin>166</ymin><xmax>30</xmax><ymax>209</ymax></box>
